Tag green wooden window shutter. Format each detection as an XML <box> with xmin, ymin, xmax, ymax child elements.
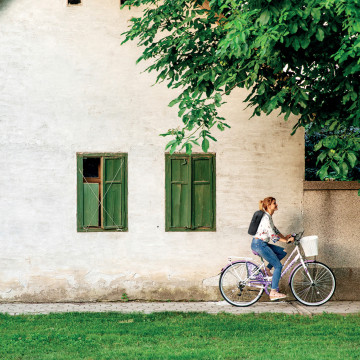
<box><xmin>102</xmin><ymin>156</ymin><xmax>127</xmax><ymax>229</ymax></box>
<box><xmin>77</xmin><ymin>155</ymin><xmax>85</xmax><ymax>231</ymax></box>
<box><xmin>192</xmin><ymin>156</ymin><xmax>214</xmax><ymax>230</ymax></box>
<box><xmin>166</xmin><ymin>154</ymin><xmax>215</xmax><ymax>231</ymax></box>
<box><xmin>166</xmin><ymin>155</ymin><xmax>191</xmax><ymax>230</ymax></box>
<box><xmin>77</xmin><ymin>153</ymin><xmax>127</xmax><ymax>232</ymax></box>
<box><xmin>83</xmin><ymin>183</ymin><xmax>99</xmax><ymax>227</ymax></box>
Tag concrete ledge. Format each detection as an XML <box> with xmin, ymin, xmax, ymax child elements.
<box><xmin>304</xmin><ymin>181</ymin><xmax>360</xmax><ymax>190</ymax></box>
<box><xmin>0</xmin><ymin>301</ymin><xmax>359</xmax><ymax>316</ymax></box>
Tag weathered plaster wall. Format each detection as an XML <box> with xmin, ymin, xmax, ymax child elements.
<box><xmin>303</xmin><ymin>183</ymin><xmax>360</xmax><ymax>300</ymax></box>
<box><xmin>0</xmin><ymin>0</ymin><xmax>304</xmax><ymax>301</ymax></box>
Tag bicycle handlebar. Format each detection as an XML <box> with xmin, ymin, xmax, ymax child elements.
<box><xmin>293</xmin><ymin>231</ymin><xmax>304</xmax><ymax>245</ymax></box>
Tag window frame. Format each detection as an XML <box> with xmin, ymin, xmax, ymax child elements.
<box><xmin>77</xmin><ymin>152</ymin><xmax>128</xmax><ymax>232</ymax></box>
<box><xmin>165</xmin><ymin>153</ymin><xmax>216</xmax><ymax>232</ymax></box>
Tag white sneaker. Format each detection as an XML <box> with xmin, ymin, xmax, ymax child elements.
<box><xmin>269</xmin><ymin>292</ymin><xmax>287</xmax><ymax>301</ymax></box>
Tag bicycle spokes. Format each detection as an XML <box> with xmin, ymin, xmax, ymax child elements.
<box><xmin>290</xmin><ymin>262</ymin><xmax>336</xmax><ymax>306</ymax></box>
<box><xmin>219</xmin><ymin>261</ymin><xmax>264</xmax><ymax>307</ymax></box>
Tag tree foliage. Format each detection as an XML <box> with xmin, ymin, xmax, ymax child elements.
<box><xmin>121</xmin><ymin>0</ymin><xmax>359</xmax><ymax>186</ymax></box>
<box><xmin>305</xmin><ymin>126</ymin><xmax>360</xmax><ymax>180</ymax></box>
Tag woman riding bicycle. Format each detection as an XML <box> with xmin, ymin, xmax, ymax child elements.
<box><xmin>251</xmin><ymin>197</ymin><xmax>294</xmax><ymax>301</ymax></box>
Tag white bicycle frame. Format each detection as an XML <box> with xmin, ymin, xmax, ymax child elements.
<box><xmin>225</xmin><ymin>256</ymin><xmax>268</xmax><ymax>290</ymax></box>
<box><xmin>282</xmin><ymin>244</ymin><xmax>315</xmax><ymax>284</ymax></box>
<box><xmin>227</xmin><ymin>243</ymin><xmax>314</xmax><ymax>289</ymax></box>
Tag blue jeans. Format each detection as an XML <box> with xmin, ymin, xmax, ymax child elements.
<box><xmin>251</xmin><ymin>238</ymin><xmax>287</xmax><ymax>290</ymax></box>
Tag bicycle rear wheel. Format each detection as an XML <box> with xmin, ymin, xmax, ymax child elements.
<box><xmin>290</xmin><ymin>261</ymin><xmax>336</xmax><ymax>306</ymax></box>
<box><xmin>219</xmin><ymin>261</ymin><xmax>264</xmax><ymax>307</ymax></box>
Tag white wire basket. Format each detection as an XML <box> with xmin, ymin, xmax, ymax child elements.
<box><xmin>300</xmin><ymin>235</ymin><xmax>319</xmax><ymax>257</ymax></box>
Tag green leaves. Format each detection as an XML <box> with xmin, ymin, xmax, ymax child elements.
<box><xmin>311</xmin><ymin>125</ymin><xmax>359</xmax><ymax>181</ymax></box>
<box><xmin>323</xmin><ymin>136</ymin><xmax>338</xmax><ymax>149</ymax></box>
<box><xmin>165</xmin><ymin>139</ymin><xmax>179</xmax><ymax>155</ymax></box>
<box><xmin>289</xmin><ymin>22</ymin><xmax>298</xmax><ymax>34</ymax></box>
<box><xmin>214</xmin><ymin>93</ymin><xmax>222</xmax><ymax>106</ymax></box>
<box><xmin>168</xmin><ymin>98</ymin><xmax>181</xmax><ymax>107</ymax></box>
<box><xmin>257</xmin><ymin>83</ymin><xmax>266</xmax><ymax>95</ymax></box>
<box><xmin>300</xmin><ymin>35</ymin><xmax>311</xmax><ymax>49</ymax></box>
<box><xmin>259</xmin><ymin>10</ymin><xmax>271</xmax><ymax>25</ymax></box>
<box><xmin>315</xmin><ymin>28</ymin><xmax>325</xmax><ymax>41</ymax></box>
<box><xmin>347</xmin><ymin>152</ymin><xmax>357</xmax><ymax>168</ymax></box>
<box><xmin>292</xmin><ymin>38</ymin><xmax>301</xmax><ymax>51</ymax></box>
<box><xmin>313</xmin><ymin>140</ymin><xmax>323</xmax><ymax>152</ymax></box>
<box><xmin>202</xmin><ymin>138</ymin><xmax>210</xmax><ymax>153</ymax></box>
<box><xmin>185</xmin><ymin>143</ymin><xmax>193</xmax><ymax>155</ymax></box>
<box><xmin>122</xmin><ymin>0</ymin><xmax>360</xmax><ymax>188</ymax></box>
<box><xmin>317</xmin><ymin>165</ymin><xmax>328</xmax><ymax>180</ymax></box>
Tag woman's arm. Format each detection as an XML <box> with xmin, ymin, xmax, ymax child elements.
<box><xmin>273</xmin><ymin>223</ymin><xmax>294</xmax><ymax>243</ymax></box>
<box><xmin>277</xmin><ymin>233</ymin><xmax>294</xmax><ymax>243</ymax></box>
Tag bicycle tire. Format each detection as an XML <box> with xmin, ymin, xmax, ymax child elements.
<box><xmin>290</xmin><ymin>261</ymin><xmax>336</xmax><ymax>306</ymax></box>
<box><xmin>219</xmin><ymin>261</ymin><xmax>264</xmax><ymax>307</ymax></box>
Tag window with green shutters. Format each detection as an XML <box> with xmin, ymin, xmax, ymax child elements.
<box><xmin>77</xmin><ymin>153</ymin><xmax>127</xmax><ymax>232</ymax></box>
<box><xmin>165</xmin><ymin>154</ymin><xmax>216</xmax><ymax>231</ymax></box>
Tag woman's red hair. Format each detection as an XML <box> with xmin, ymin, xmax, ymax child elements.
<box><xmin>259</xmin><ymin>197</ymin><xmax>276</xmax><ymax>212</ymax></box>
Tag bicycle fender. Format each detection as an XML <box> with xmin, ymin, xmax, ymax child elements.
<box><xmin>220</xmin><ymin>260</ymin><xmax>261</xmax><ymax>274</ymax></box>
<box><xmin>220</xmin><ymin>260</ymin><xmax>250</xmax><ymax>273</ymax></box>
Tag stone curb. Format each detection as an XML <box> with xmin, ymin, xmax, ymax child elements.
<box><xmin>0</xmin><ymin>301</ymin><xmax>359</xmax><ymax>316</ymax></box>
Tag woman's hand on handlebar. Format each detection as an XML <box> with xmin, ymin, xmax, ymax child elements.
<box><xmin>286</xmin><ymin>236</ymin><xmax>295</xmax><ymax>244</ymax></box>
<box><xmin>284</xmin><ymin>234</ymin><xmax>295</xmax><ymax>244</ymax></box>
<box><xmin>284</xmin><ymin>234</ymin><xmax>295</xmax><ymax>243</ymax></box>
<box><xmin>279</xmin><ymin>234</ymin><xmax>294</xmax><ymax>243</ymax></box>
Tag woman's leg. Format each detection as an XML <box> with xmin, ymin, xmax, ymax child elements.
<box><xmin>266</xmin><ymin>244</ymin><xmax>287</xmax><ymax>271</ymax></box>
<box><xmin>251</xmin><ymin>239</ymin><xmax>283</xmax><ymax>289</ymax></box>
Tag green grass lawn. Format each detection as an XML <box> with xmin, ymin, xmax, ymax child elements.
<box><xmin>0</xmin><ymin>312</ymin><xmax>359</xmax><ymax>359</ymax></box>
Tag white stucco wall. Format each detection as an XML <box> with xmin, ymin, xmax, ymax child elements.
<box><xmin>0</xmin><ymin>0</ymin><xmax>304</xmax><ymax>301</ymax></box>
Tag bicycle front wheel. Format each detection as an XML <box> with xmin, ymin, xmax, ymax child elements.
<box><xmin>219</xmin><ymin>261</ymin><xmax>264</xmax><ymax>307</ymax></box>
<box><xmin>290</xmin><ymin>262</ymin><xmax>336</xmax><ymax>306</ymax></box>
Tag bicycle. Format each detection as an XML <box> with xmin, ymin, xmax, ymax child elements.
<box><xmin>219</xmin><ymin>232</ymin><xmax>336</xmax><ymax>307</ymax></box>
